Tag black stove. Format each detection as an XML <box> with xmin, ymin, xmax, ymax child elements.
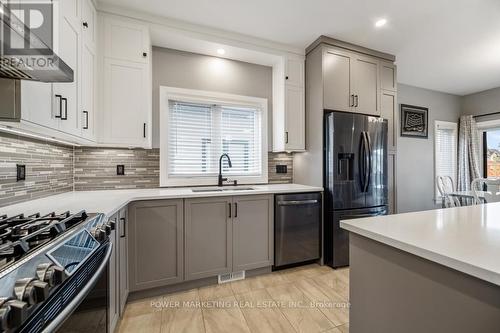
<box><xmin>0</xmin><ymin>210</ymin><xmax>113</xmax><ymax>333</ymax></box>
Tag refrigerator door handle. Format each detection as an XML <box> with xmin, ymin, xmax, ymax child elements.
<box><xmin>358</xmin><ymin>132</ymin><xmax>365</xmax><ymax>192</ymax></box>
<box><xmin>364</xmin><ymin>132</ymin><xmax>372</xmax><ymax>193</ymax></box>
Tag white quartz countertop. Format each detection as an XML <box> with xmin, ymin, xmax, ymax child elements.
<box><xmin>341</xmin><ymin>203</ymin><xmax>500</xmax><ymax>287</ymax></box>
<box><xmin>0</xmin><ymin>184</ymin><xmax>322</xmax><ymax>218</ymax></box>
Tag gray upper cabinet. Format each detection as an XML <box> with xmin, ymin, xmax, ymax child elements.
<box><xmin>184</xmin><ymin>197</ymin><xmax>233</xmax><ymax>281</ymax></box>
<box><xmin>118</xmin><ymin>207</ymin><xmax>129</xmax><ymax>315</ymax></box>
<box><xmin>380</xmin><ymin>61</ymin><xmax>397</xmax><ymax>92</ymax></box>
<box><xmin>322</xmin><ymin>46</ymin><xmax>381</xmax><ymax>116</ymax></box>
<box><xmin>128</xmin><ymin>199</ymin><xmax>184</xmax><ymax>291</ymax></box>
<box><xmin>233</xmin><ymin>195</ymin><xmax>273</xmax><ymax>272</ymax></box>
<box><xmin>323</xmin><ymin>49</ymin><xmax>352</xmax><ymax>112</ymax></box>
<box><xmin>352</xmin><ymin>55</ymin><xmax>380</xmax><ymax>116</ymax></box>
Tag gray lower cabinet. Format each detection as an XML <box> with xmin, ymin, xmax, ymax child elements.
<box><xmin>108</xmin><ymin>213</ymin><xmax>120</xmax><ymax>333</ymax></box>
<box><xmin>185</xmin><ymin>195</ymin><xmax>274</xmax><ymax>281</ymax></box>
<box><xmin>233</xmin><ymin>195</ymin><xmax>273</xmax><ymax>271</ymax></box>
<box><xmin>118</xmin><ymin>207</ymin><xmax>129</xmax><ymax>315</ymax></box>
<box><xmin>128</xmin><ymin>199</ymin><xmax>184</xmax><ymax>291</ymax></box>
<box><xmin>184</xmin><ymin>197</ymin><xmax>233</xmax><ymax>281</ymax></box>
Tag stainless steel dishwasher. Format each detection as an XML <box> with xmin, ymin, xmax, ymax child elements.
<box><xmin>274</xmin><ymin>192</ymin><xmax>322</xmax><ymax>269</ymax></box>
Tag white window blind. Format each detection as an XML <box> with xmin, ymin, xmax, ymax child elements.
<box><xmin>434</xmin><ymin>121</ymin><xmax>458</xmax><ymax>199</ymax></box>
<box><xmin>167</xmin><ymin>100</ymin><xmax>262</xmax><ymax>178</ymax></box>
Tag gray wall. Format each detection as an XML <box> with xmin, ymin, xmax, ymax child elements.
<box><xmin>397</xmin><ymin>84</ymin><xmax>462</xmax><ymax>213</ymax></box>
<box><xmin>462</xmin><ymin>86</ymin><xmax>500</xmax><ymax>119</ymax></box>
<box><xmin>152</xmin><ymin>47</ymin><xmax>273</xmax><ymax>149</ymax></box>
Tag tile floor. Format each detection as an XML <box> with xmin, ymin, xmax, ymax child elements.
<box><xmin>118</xmin><ymin>264</ymin><xmax>350</xmax><ymax>333</ymax></box>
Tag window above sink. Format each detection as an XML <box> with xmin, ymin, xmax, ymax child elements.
<box><xmin>160</xmin><ymin>87</ymin><xmax>269</xmax><ymax>187</ymax></box>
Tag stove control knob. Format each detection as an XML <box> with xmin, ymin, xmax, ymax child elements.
<box><xmin>103</xmin><ymin>223</ymin><xmax>111</xmax><ymax>236</ymax></box>
<box><xmin>0</xmin><ymin>298</ymin><xmax>27</xmax><ymax>331</ymax></box>
<box><xmin>108</xmin><ymin>219</ymin><xmax>116</xmax><ymax>231</ymax></box>
<box><xmin>91</xmin><ymin>227</ymin><xmax>107</xmax><ymax>242</ymax></box>
<box><xmin>36</xmin><ymin>263</ymin><xmax>67</xmax><ymax>287</ymax></box>
<box><xmin>14</xmin><ymin>278</ymin><xmax>50</xmax><ymax>305</ymax></box>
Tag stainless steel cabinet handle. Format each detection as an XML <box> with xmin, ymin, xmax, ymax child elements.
<box><xmin>350</xmin><ymin>94</ymin><xmax>354</xmax><ymax>107</ymax></box>
<box><xmin>277</xmin><ymin>200</ymin><xmax>319</xmax><ymax>206</ymax></box>
<box><xmin>285</xmin><ymin>131</ymin><xmax>289</xmax><ymax>144</ymax></box>
<box><xmin>234</xmin><ymin>202</ymin><xmax>238</xmax><ymax>218</ymax></box>
<box><xmin>355</xmin><ymin>95</ymin><xmax>359</xmax><ymax>107</ymax></box>
<box><xmin>228</xmin><ymin>203</ymin><xmax>232</xmax><ymax>218</ymax></box>
<box><xmin>143</xmin><ymin>123</ymin><xmax>146</xmax><ymax>138</ymax></box>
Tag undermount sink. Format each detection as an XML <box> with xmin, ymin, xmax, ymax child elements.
<box><xmin>191</xmin><ymin>187</ymin><xmax>254</xmax><ymax>193</ymax></box>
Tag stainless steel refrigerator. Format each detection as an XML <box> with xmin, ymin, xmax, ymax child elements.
<box><xmin>324</xmin><ymin>111</ymin><xmax>388</xmax><ymax>268</ymax></box>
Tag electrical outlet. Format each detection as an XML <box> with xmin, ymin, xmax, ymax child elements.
<box><xmin>117</xmin><ymin>165</ymin><xmax>125</xmax><ymax>176</ymax></box>
<box><xmin>276</xmin><ymin>165</ymin><xmax>288</xmax><ymax>174</ymax></box>
<box><xmin>16</xmin><ymin>164</ymin><xmax>26</xmax><ymax>181</ymax></box>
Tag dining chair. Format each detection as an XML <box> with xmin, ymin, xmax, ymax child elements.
<box><xmin>471</xmin><ymin>178</ymin><xmax>500</xmax><ymax>204</ymax></box>
<box><xmin>436</xmin><ymin>176</ymin><xmax>461</xmax><ymax>208</ymax></box>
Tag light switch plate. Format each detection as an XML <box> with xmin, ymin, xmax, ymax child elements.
<box><xmin>16</xmin><ymin>164</ymin><xmax>26</xmax><ymax>181</ymax></box>
<box><xmin>276</xmin><ymin>165</ymin><xmax>288</xmax><ymax>174</ymax></box>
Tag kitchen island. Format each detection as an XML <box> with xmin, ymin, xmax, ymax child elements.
<box><xmin>341</xmin><ymin>203</ymin><xmax>500</xmax><ymax>333</ymax></box>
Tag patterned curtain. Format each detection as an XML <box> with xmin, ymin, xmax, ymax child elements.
<box><xmin>457</xmin><ymin>115</ymin><xmax>481</xmax><ymax>191</ymax></box>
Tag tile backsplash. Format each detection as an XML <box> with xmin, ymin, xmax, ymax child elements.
<box><xmin>0</xmin><ymin>132</ymin><xmax>294</xmax><ymax>207</ymax></box>
<box><xmin>74</xmin><ymin>148</ymin><xmax>293</xmax><ymax>190</ymax></box>
<box><xmin>0</xmin><ymin>133</ymin><xmax>73</xmax><ymax>208</ymax></box>
<box><xmin>74</xmin><ymin>147</ymin><xmax>160</xmax><ymax>190</ymax></box>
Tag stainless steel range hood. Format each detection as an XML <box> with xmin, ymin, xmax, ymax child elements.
<box><xmin>0</xmin><ymin>1</ymin><xmax>73</xmax><ymax>82</ymax></box>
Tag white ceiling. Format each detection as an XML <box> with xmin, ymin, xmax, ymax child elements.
<box><xmin>99</xmin><ymin>0</ymin><xmax>500</xmax><ymax>96</ymax></box>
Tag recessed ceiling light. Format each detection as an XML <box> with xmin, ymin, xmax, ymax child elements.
<box><xmin>375</xmin><ymin>18</ymin><xmax>387</xmax><ymax>28</ymax></box>
<box><xmin>217</xmin><ymin>48</ymin><xmax>226</xmax><ymax>55</ymax></box>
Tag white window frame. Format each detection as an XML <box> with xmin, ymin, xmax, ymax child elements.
<box><xmin>434</xmin><ymin>120</ymin><xmax>458</xmax><ymax>201</ymax></box>
<box><xmin>159</xmin><ymin>86</ymin><xmax>268</xmax><ymax>187</ymax></box>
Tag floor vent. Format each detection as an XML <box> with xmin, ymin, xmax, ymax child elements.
<box><xmin>218</xmin><ymin>271</ymin><xmax>245</xmax><ymax>284</ymax></box>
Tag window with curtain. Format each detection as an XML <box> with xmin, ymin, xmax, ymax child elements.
<box><xmin>434</xmin><ymin>121</ymin><xmax>458</xmax><ymax>199</ymax></box>
<box><xmin>167</xmin><ymin>100</ymin><xmax>263</xmax><ymax>179</ymax></box>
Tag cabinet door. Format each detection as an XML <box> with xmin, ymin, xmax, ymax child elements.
<box><xmin>352</xmin><ymin>55</ymin><xmax>380</xmax><ymax>116</ymax></box>
<box><xmin>381</xmin><ymin>90</ymin><xmax>397</xmax><ymax>151</ymax></box>
<box><xmin>323</xmin><ymin>50</ymin><xmax>352</xmax><ymax>112</ymax></box>
<box><xmin>285</xmin><ymin>85</ymin><xmax>305</xmax><ymax>151</ymax></box>
<box><xmin>81</xmin><ymin>0</ymin><xmax>96</xmax><ymax>49</ymax></box>
<box><xmin>185</xmin><ymin>197</ymin><xmax>232</xmax><ymax>281</ymax></box>
<box><xmin>118</xmin><ymin>208</ymin><xmax>128</xmax><ymax>315</ymax></box>
<box><xmin>104</xmin><ymin>16</ymin><xmax>150</xmax><ymax>64</ymax></box>
<box><xmin>128</xmin><ymin>200</ymin><xmax>184</xmax><ymax>291</ymax></box>
<box><xmin>233</xmin><ymin>195</ymin><xmax>273</xmax><ymax>271</ymax></box>
<box><xmin>380</xmin><ymin>61</ymin><xmax>397</xmax><ymax>92</ymax></box>
<box><xmin>102</xmin><ymin>58</ymin><xmax>149</xmax><ymax>146</ymax></box>
<box><xmin>285</xmin><ymin>57</ymin><xmax>304</xmax><ymax>87</ymax></box>
<box><xmin>108</xmin><ymin>214</ymin><xmax>120</xmax><ymax>333</ymax></box>
<box><xmin>80</xmin><ymin>43</ymin><xmax>95</xmax><ymax>140</ymax></box>
<box><xmin>53</xmin><ymin>0</ymin><xmax>80</xmax><ymax>135</ymax></box>
<box><xmin>20</xmin><ymin>81</ymin><xmax>55</xmax><ymax>128</ymax></box>
<box><xmin>388</xmin><ymin>153</ymin><xmax>397</xmax><ymax>214</ymax></box>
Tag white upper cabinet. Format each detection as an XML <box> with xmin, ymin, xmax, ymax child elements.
<box><xmin>104</xmin><ymin>17</ymin><xmax>150</xmax><ymax>64</ymax></box>
<box><xmin>323</xmin><ymin>47</ymin><xmax>380</xmax><ymax>116</ymax></box>
<box><xmin>81</xmin><ymin>0</ymin><xmax>97</xmax><ymax>49</ymax></box>
<box><xmin>99</xmin><ymin>14</ymin><xmax>152</xmax><ymax>148</ymax></box>
<box><xmin>81</xmin><ymin>43</ymin><xmax>96</xmax><ymax>140</ymax></box>
<box><xmin>285</xmin><ymin>57</ymin><xmax>304</xmax><ymax>87</ymax></box>
<box><xmin>53</xmin><ymin>0</ymin><xmax>81</xmax><ymax>136</ymax></box>
<box><xmin>273</xmin><ymin>54</ymin><xmax>305</xmax><ymax>152</ymax></box>
<box><xmin>20</xmin><ymin>81</ymin><xmax>54</xmax><ymax>129</ymax></box>
<box><xmin>284</xmin><ymin>85</ymin><xmax>305</xmax><ymax>151</ymax></box>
